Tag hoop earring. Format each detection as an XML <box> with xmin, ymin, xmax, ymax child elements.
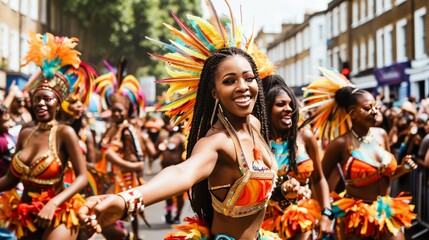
<box><xmin>210</xmin><ymin>98</ymin><xmax>219</xmax><ymax>126</ymax></box>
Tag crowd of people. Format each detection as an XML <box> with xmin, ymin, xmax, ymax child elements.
<box><xmin>0</xmin><ymin>1</ymin><xmax>426</xmax><ymax>240</ymax></box>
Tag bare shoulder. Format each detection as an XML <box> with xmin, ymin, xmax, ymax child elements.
<box><xmin>371</xmin><ymin>127</ymin><xmax>387</xmax><ymax>137</ymax></box>
<box><xmin>57</xmin><ymin>124</ymin><xmax>77</xmax><ymax>138</ymax></box>
<box><xmin>299</xmin><ymin>127</ymin><xmax>315</xmax><ymax>141</ymax></box>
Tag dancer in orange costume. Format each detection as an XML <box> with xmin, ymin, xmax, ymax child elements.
<box><xmin>0</xmin><ymin>32</ymin><xmax>87</xmax><ymax>240</ymax></box>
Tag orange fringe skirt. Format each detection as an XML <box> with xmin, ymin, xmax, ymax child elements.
<box><xmin>262</xmin><ymin>198</ymin><xmax>321</xmax><ymax>239</ymax></box>
<box><xmin>331</xmin><ymin>192</ymin><xmax>416</xmax><ymax>238</ymax></box>
<box><xmin>0</xmin><ymin>188</ymin><xmax>85</xmax><ymax>239</ymax></box>
<box><xmin>164</xmin><ymin>216</ymin><xmax>281</xmax><ymax>240</ymax></box>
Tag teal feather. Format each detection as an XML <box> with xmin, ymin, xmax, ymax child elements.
<box><xmin>189</xmin><ymin>19</ymin><xmax>215</xmax><ymax>52</ymax></box>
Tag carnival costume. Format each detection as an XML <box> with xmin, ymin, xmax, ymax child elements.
<box><xmin>301</xmin><ymin>67</ymin><xmax>416</xmax><ymax>238</ymax></box>
<box><xmin>144</xmin><ymin>0</ymin><xmax>279</xmax><ymax>239</ymax></box>
<box><xmin>0</xmin><ymin>32</ymin><xmax>85</xmax><ymax>238</ymax></box>
<box><xmin>262</xmin><ymin>138</ymin><xmax>321</xmax><ymax>239</ymax></box>
<box><xmin>94</xmin><ymin>59</ymin><xmax>145</xmax><ymax>194</ymax></box>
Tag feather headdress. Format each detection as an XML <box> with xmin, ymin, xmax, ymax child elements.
<box><xmin>94</xmin><ymin>58</ymin><xmax>145</xmax><ymax>117</ymax></box>
<box><xmin>147</xmin><ymin>0</ymin><xmax>275</xmax><ymax>128</ymax></box>
<box><xmin>22</xmin><ymin>32</ymin><xmax>81</xmax><ymax>102</ymax></box>
<box><xmin>301</xmin><ymin>67</ymin><xmax>355</xmax><ymax>144</ymax></box>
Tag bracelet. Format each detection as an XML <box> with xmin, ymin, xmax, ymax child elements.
<box><xmin>321</xmin><ymin>207</ymin><xmax>335</xmax><ymax>220</ymax></box>
<box><xmin>117</xmin><ymin>189</ymin><xmax>145</xmax><ymax>222</ymax></box>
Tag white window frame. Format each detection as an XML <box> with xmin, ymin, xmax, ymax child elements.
<box><xmin>414</xmin><ymin>7</ymin><xmax>427</xmax><ymax>59</ymax></box>
<box><xmin>384</xmin><ymin>25</ymin><xmax>393</xmax><ymax>66</ymax></box>
<box><xmin>327</xmin><ymin>49</ymin><xmax>333</xmax><ymax>68</ymax></box>
<box><xmin>376</xmin><ymin>29</ymin><xmax>384</xmax><ymax>67</ymax></box>
<box><xmin>352</xmin><ymin>1</ymin><xmax>359</xmax><ymax>28</ymax></box>
<box><xmin>333</xmin><ymin>46</ymin><xmax>340</xmax><ymax>70</ymax></box>
<box><xmin>9</xmin><ymin>30</ymin><xmax>19</xmax><ymax>71</ymax></box>
<box><xmin>395</xmin><ymin>0</ymin><xmax>406</xmax><ymax>6</ymax></box>
<box><xmin>360</xmin><ymin>39</ymin><xmax>367</xmax><ymax>71</ymax></box>
<box><xmin>384</xmin><ymin>0</ymin><xmax>392</xmax><ymax>11</ymax></box>
<box><xmin>368</xmin><ymin>37</ymin><xmax>375</xmax><ymax>67</ymax></box>
<box><xmin>368</xmin><ymin>0</ymin><xmax>375</xmax><ymax>20</ymax></box>
<box><xmin>340</xmin><ymin>2</ymin><xmax>347</xmax><ymax>33</ymax></box>
<box><xmin>40</xmin><ymin>0</ymin><xmax>47</xmax><ymax>24</ymax></box>
<box><xmin>396</xmin><ymin>18</ymin><xmax>408</xmax><ymax>62</ymax></box>
<box><xmin>9</xmin><ymin>0</ymin><xmax>18</xmax><ymax>11</ymax></box>
<box><xmin>376</xmin><ymin>0</ymin><xmax>383</xmax><ymax>16</ymax></box>
<box><xmin>20</xmin><ymin>0</ymin><xmax>28</xmax><ymax>16</ymax></box>
<box><xmin>340</xmin><ymin>44</ymin><xmax>347</xmax><ymax>62</ymax></box>
<box><xmin>360</xmin><ymin>0</ymin><xmax>367</xmax><ymax>24</ymax></box>
<box><xmin>326</xmin><ymin>12</ymin><xmax>332</xmax><ymax>39</ymax></box>
<box><xmin>29</xmin><ymin>0</ymin><xmax>39</xmax><ymax>20</ymax></box>
<box><xmin>333</xmin><ymin>7</ymin><xmax>339</xmax><ymax>37</ymax></box>
<box><xmin>0</xmin><ymin>24</ymin><xmax>9</xmax><ymax>58</ymax></box>
<box><xmin>352</xmin><ymin>43</ymin><xmax>359</xmax><ymax>74</ymax></box>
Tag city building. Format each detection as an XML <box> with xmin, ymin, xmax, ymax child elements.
<box><xmin>0</xmin><ymin>0</ymin><xmax>48</xmax><ymax>90</ymax></box>
<box><xmin>265</xmin><ymin>11</ymin><xmax>327</xmax><ymax>97</ymax></box>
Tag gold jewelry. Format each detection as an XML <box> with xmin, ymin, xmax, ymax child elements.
<box><xmin>37</xmin><ymin>120</ymin><xmax>58</xmax><ymax>130</ymax></box>
<box><xmin>117</xmin><ymin>188</ymin><xmax>145</xmax><ymax>222</ymax></box>
<box><xmin>351</xmin><ymin>129</ymin><xmax>373</xmax><ymax>144</ymax></box>
<box><xmin>210</xmin><ymin>98</ymin><xmax>219</xmax><ymax>126</ymax></box>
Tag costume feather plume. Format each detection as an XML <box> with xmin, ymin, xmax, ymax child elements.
<box><xmin>22</xmin><ymin>32</ymin><xmax>80</xmax><ymax>79</ymax></box>
<box><xmin>301</xmin><ymin>67</ymin><xmax>353</xmax><ymax>144</ymax></box>
<box><xmin>65</xmin><ymin>62</ymin><xmax>97</xmax><ymax>107</ymax></box>
<box><xmin>147</xmin><ymin>0</ymin><xmax>272</xmax><ymax>128</ymax></box>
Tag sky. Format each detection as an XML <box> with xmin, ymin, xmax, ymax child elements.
<box><xmin>202</xmin><ymin>0</ymin><xmax>329</xmax><ymax>34</ymax></box>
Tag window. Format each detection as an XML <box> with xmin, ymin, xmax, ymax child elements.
<box><xmin>291</xmin><ymin>37</ymin><xmax>296</xmax><ymax>56</ymax></box>
<box><xmin>395</xmin><ymin>0</ymin><xmax>406</xmax><ymax>6</ymax></box>
<box><xmin>0</xmin><ymin>24</ymin><xmax>9</xmax><ymax>58</ymax></box>
<box><xmin>384</xmin><ymin>0</ymin><xmax>392</xmax><ymax>11</ymax></box>
<box><xmin>360</xmin><ymin>0</ymin><xmax>367</xmax><ymax>23</ymax></box>
<box><xmin>340</xmin><ymin>44</ymin><xmax>347</xmax><ymax>63</ymax></box>
<box><xmin>384</xmin><ymin>25</ymin><xmax>393</xmax><ymax>66</ymax></box>
<box><xmin>352</xmin><ymin>1</ymin><xmax>359</xmax><ymax>28</ymax></box>
<box><xmin>9</xmin><ymin>0</ymin><xmax>18</xmax><ymax>11</ymax></box>
<box><xmin>304</xmin><ymin>27</ymin><xmax>310</xmax><ymax>50</ymax></box>
<box><xmin>40</xmin><ymin>0</ymin><xmax>47</xmax><ymax>24</ymax></box>
<box><xmin>333</xmin><ymin>47</ymin><xmax>340</xmax><ymax>70</ymax></box>
<box><xmin>360</xmin><ymin>40</ymin><xmax>367</xmax><ymax>70</ymax></box>
<box><xmin>376</xmin><ymin>29</ymin><xmax>384</xmax><ymax>66</ymax></box>
<box><xmin>368</xmin><ymin>37</ymin><xmax>375</xmax><ymax>67</ymax></box>
<box><xmin>340</xmin><ymin>2</ymin><xmax>347</xmax><ymax>33</ymax></box>
<box><xmin>396</xmin><ymin>19</ymin><xmax>407</xmax><ymax>62</ymax></box>
<box><xmin>376</xmin><ymin>0</ymin><xmax>383</xmax><ymax>16</ymax></box>
<box><xmin>368</xmin><ymin>0</ymin><xmax>374</xmax><ymax>19</ymax></box>
<box><xmin>333</xmin><ymin>7</ymin><xmax>339</xmax><ymax>36</ymax></box>
<box><xmin>318</xmin><ymin>24</ymin><xmax>324</xmax><ymax>40</ymax></box>
<box><xmin>30</xmin><ymin>0</ymin><xmax>38</xmax><ymax>20</ymax></box>
<box><xmin>2</xmin><ymin>0</ymin><xmax>8</xmax><ymax>5</ymax></box>
<box><xmin>352</xmin><ymin>43</ymin><xmax>359</xmax><ymax>74</ymax></box>
<box><xmin>327</xmin><ymin>49</ymin><xmax>332</xmax><ymax>67</ymax></box>
<box><xmin>20</xmin><ymin>0</ymin><xmax>28</xmax><ymax>16</ymax></box>
<box><xmin>327</xmin><ymin>12</ymin><xmax>332</xmax><ymax>39</ymax></box>
<box><xmin>9</xmin><ymin>30</ymin><xmax>19</xmax><ymax>71</ymax></box>
<box><xmin>414</xmin><ymin>7</ymin><xmax>427</xmax><ymax>59</ymax></box>
<box><xmin>296</xmin><ymin>60</ymin><xmax>302</xmax><ymax>86</ymax></box>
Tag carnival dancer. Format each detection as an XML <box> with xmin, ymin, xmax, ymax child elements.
<box><xmin>0</xmin><ymin>32</ymin><xmax>87</xmax><ymax>240</ymax></box>
<box><xmin>261</xmin><ymin>75</ymin><xmax>332</xmax><ymax>239</ymax></box>
<box><xmin>93</xmin><ymin>58</ymin><xmax>146</xmax><ymax>240</ymax></box>
<box><xmin>301</xmin><ymin>67</ymin><xmax>418</xmax><ymax>240</ymax></box>
<box><xmin>77</xmin><ymin>1</ymin><xmax>282</xmax><ymax>239</ymax></box>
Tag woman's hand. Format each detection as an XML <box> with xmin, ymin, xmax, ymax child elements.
<box><xmin>36</xmin><ymin>200</ymin><xmax>58</xmax><ymax>229</ymax></box>
<box><xmin>315</xmin><ymin>215</ymin><xmax>332</xmax><ymax>240</ymax></box>
<box><xmin>77</xmin><ymin>194</ymin><xmax>126</xmax><ymax>237</ymax></box>
<box><xmin>401</xmin><ymin>155</ymin><xmax>417</xmax><ymax>172</ymax></box>
<box><xmin>280</xmin><ymin>178</ymin><xmax>301</xmax><ymax>200</ymax></box>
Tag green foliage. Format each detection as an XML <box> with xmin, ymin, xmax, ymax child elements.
<box><xmin>56</xmin><ymin>0</ymin><xmax>202</xmax><ymax>88</ymax></box>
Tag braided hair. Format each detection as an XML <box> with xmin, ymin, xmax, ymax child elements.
<box><xmin>262</xmin><ymin>75</ymin><xmax>299</xmax><ymax>173</ymax></box>
<box><xmin>186</xmin><ymin>47</ymin><xmax>269</xmax><ymax>228</ymax></box>
<box><xmin>334</xmin><ymin>86</ymin><xmax>368</xmax><ymax>113</ymax></box>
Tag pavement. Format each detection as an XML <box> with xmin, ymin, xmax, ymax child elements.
<box><xmin>92</xmin><ymin>159</ymin><xmax>194</xmax><ymax>240</ymax></box>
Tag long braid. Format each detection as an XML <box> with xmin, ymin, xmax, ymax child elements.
<box><xmin>186</xmin><ymin>47</ymin><xmax>269</xmax><ymax>228</ymax></box>
<box><xmin>262</xmin><ymin>76</ymin><xmax>299</xmax><ymax>173</ymax></box>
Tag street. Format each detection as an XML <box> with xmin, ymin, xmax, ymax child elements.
<box><xmin>93</xmin><ymin>158</ymin><xmax>194</xmax><ymax>240</ymax></box>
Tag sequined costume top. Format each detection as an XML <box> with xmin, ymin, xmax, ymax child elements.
<box><xmin>10</xmin><ymin>125</ymin><xmax>64</xmax><ymax>186</ymax></box>
<box><xmin>209</xmin><ymin>117</ymin><xmax>276</xmax><ymax>218</ymax></box>
<box><xmin>344</xmin><ymin>142</ymin><xmax>397</xmax><ymax>187</ymax></box>
<box><xmin>270</xmin><ymin>140</ymin><xmax>314</xmax><ymax>185</ymax></box>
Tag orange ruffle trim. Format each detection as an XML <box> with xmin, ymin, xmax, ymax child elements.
<box><xmin>262</xmin><ymin>198</ymin><xmax>321</xmax><ymax>239</ymax></box>
<box><xmin>331</xmin><ymin>192</ymin><xmax>416</xmax><ymax>238</ymax></box>
<box><xmin>0</xmin><ymin>188</ymin><xmax>85</xmax><ymax>239</ymax></box>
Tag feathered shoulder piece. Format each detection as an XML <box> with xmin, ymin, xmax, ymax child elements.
<box><xmin>147</xmin><ymin>0</ymin><xmax>269</xmax><ymax>127</ymax></box>
<box><xmin>94</xmin><ymin>59</ymin><xmax>145</xmax><ymax>116</ymax></box>
<box><xmin>22</xmin><ymin>32</ymin><xmax>81</xmax><ymax>102</ymax></box>
<box><xmin>301</xmin><ymin>67</ymin><xmax>354</xmax><ymax>144</ymax></box>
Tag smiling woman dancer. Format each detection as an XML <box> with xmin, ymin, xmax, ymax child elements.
<box><xmin>302</xmin><ymin>67</ymin><xmax>417</xmax><ymax>240</ymax></box>
<box><xmin>262</xmin><ymin>76</ymin><xmax>332</xmax><ymax>240</ymax></box>
<box><xmin>77</xmin><ymin>2</ymin><xmax>281</xmax><ymax>239</ymax></box>
<box><xmin>0</xmin><ymin>32</ymin><xmax>87</xmax><ymax>240</ymax></box>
